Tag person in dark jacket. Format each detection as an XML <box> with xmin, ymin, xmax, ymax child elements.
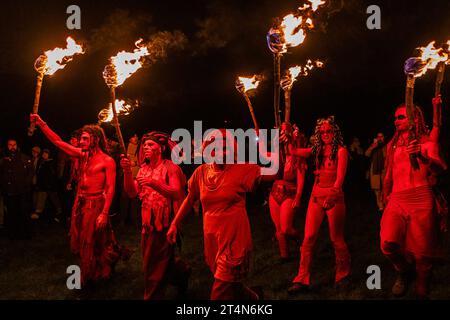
<box><xmin>0</xmin><ymin>139</ymin><xmax>33</xmax><ymax>239</ymax></box>
<box><xmin>33</xmin><ymin>149</ymin><xmax>63</xmax><ymax>222</ymax></box>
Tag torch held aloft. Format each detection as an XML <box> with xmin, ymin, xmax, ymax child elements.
<box><xmin>405</xmin><ymin>74</ymin><xmax>420</xmax><ymax>170</ymax></box>
<box><xmin>28</xmin><ymin>72</ymin><xmax>45</xmax><ymax>136</ymax></box>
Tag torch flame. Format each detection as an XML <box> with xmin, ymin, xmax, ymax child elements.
<box><xmin>299</xmin><ymin>0</ymin><xmax>326</xmax><ymax>12</ymax></box>
<box><xmin>413</xmin><ymin>41</ymin><xmax>448</xmax><ymax>77</ymax></box>
<box><xmin>280</xmin><ymin>14</ymin><xmax>307</xmax><ymax>52</ymax></box>
<box><xmin>237</xmin><ymin>76</ymin><xmax>260</xmax><ymax>93</ymax></box>
<box><xmin>98</xmin><ymin>99</ymin><xmax>139</xmax><ymax>123</ymax></box>
<box><xmin>282</xmin><ymin>60</ymin><xmax>324</xmax><ymax>89</ymax></box>
<box><xmin>37</xmin><ymin>37</ymin><xmax>84</xmax><ymax>75</ymax></box>
<box><xmin>105</xmin><ymin>39</ymin><xmax>150</xmax><ymax>87</ymax></box>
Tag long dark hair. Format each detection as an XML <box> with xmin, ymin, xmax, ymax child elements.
<box><xmin>81</xmin><ymin>124</ymin><xmax>109</xmax><ymax>155</ymax></box>
<box><xmin>311</xmin><ymin>116</ymin><xmax>344</xmax><ymax>170</ymax></box>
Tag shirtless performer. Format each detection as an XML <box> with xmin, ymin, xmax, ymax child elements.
<box><xmin>120</xmin><ymin>131</ymin><xmax>190</xmax><ymax>300</ymax></box>
<box><xmin>381</xmin><ymin>104</ymin><xmax>446</xmax><ymax>299</ymax></box>
<box><xmin>287</xmin><ymin>116</ymin><xmax>351</xmax><ymax>294</ymax></box>
<box><xmin>269</xmin><ymin>123</ymin><xmax>307</xmax><ymax>261</ymax></box>
<box><xmin>30</xmin><ymin>114</ymin><xmax>127</xmax><ymax>287</ymax></box>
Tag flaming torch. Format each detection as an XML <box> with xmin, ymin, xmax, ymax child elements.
<box><xmin>404</xmin><ymin>41</ymin><xmax>448</xmax><ymax>170</ymax></box>
<box><xmin>28</xmin><ymin>37</ymin><xmax>84</xmax><ymax>136</ymax></box>
<box><xmin>103</xmin><ymin>39</ymin><xmax>150</xmax><ymax>154</ymax></box>
<box><xmin>266</xmin><ymin>0</ymin><xmax>326</xmax><ymax>127</ymax></box>
<box><xmin>281</xmin><ymin>59</ymin><xmax>323</xmax><ymax>123</ymax></box>
<box><xmin>235</xmin><ymin>75</ymin><xmax>261</xmax><ymax>131</ymax></box>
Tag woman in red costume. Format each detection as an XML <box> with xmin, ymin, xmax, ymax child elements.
<box><xmin>287</xmin><ymin>116</ymin><xmax>351</xmax><ymax>294</ymax></box>
<box><xmin>167</xmin><ymin>129</ymin><xmax>280</xmax><ymax>300</ymax></box>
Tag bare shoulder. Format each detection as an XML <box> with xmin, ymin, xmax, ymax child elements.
<box><xmin>101</xmin><ymin>153</ymin><xmax>116</xmax><ymax>169</ymax></box>
<box><xmin>338</xmin><ymin>146</ymin><xmax>348</xmax><ymax>157</ymax></box>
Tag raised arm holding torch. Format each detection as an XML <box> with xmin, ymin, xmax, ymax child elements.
<box><xmin>28</xmin><ymin>37</ymin><xmax>84</xmax><ymax>136</ymax></box>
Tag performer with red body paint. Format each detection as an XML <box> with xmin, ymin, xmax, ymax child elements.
<box><xmin>30</xmin><ymin>114</ymin><xmax>127</xmax><ymax>287</ymax></box>
<box><xmin>167</xmin><ymin>129</ymin><xmax>280</xmax><ymax>300</ymax></box>
<box><xmin>269</xmin><ymin>124</ymin><xmax>307</xmax><ymax>261</ymax></box>
<box><xmin>381</xmin><ymin>103</ymin><xmax>446</xmax><ymax>299</ymax></box>
<box><xmin>287</xmin><ymin>116</ymin><xmax>351</xmax><ymax>294</ymax></box>
<box><xmin>121</xmin><ymin>131</ymin><xmax>190</xmax><ymax>300</ymax></box>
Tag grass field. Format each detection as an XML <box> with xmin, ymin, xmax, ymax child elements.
<box><xmin>1</xmin><ymin>184</ymin><xmax>449</xmax><ymax>300</ymax></box>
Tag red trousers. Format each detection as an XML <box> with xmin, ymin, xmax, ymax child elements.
<box><xmin>70</xmin><ymin>194</ymin><xmax>121</xmax><ymax>285</ymax></box>
<box><xmin>142</xmin><ymin>231</ymin><xmax>190</xmax><ymax>300</ymax></box>
<box><xmin>293</xmin><ymin>194</ymin><xmax>350</xmax><ymax>285</ymax></box>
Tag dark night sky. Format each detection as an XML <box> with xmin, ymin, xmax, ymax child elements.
<box><xmin>1</xmin><ymin>0</ymin><xmax>449</xmax><ymax>152</ymax></box>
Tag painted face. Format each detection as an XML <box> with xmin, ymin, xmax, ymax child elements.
<box><xmin>7</xmin><ymin>140</ymin><xmax>17</xmax><ymax>153</ymax></box>
<box><xmin>143</xmin><ymin>139</ymin><xmax>162</xmax><ymax>161</ymax></box>
<box><xmin>394</xmin><ymin>107</ymin><xmax>408</xmax><ymax>132</ymax></box>
<box><xmin>319</xmin><ymin>122</ymin><xmax>334</xmax><ymax>145</ymax></box>
<box><xmin>79</xmin><ymin>132</ymin><xmax>92</xmax><ymax>151</ymax></box>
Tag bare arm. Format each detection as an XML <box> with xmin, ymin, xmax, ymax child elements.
<box><xmin>120</xmin><ymin>157</ymin><xmax>139</xmax><ymax>198</ymax></box>
<box><xmin>429</xmin><ymin>96</ymin><xmax>442</xmax><ymax>143</ymax></box>
<box><xmin>147</xmin><ymin>164</ymin><xmax>182</xmax><ymax>200</ymax></box>
<box><xmin>167</xmin><ymin>191</ymin><xmax>198</xmax><ymax>244</ymax></box>
<box><xmin>421</xmin><ymin>141</ymin><xmax>447</xmax><ymax>170</ymax></box>
<box><xmin>101</xmin><ymin>157</ymin><xmax>116</xmax><ymax>215</ymax></box>
<box><xmin>31</xmin><ymin>114</ymin><xmax>82</xmax><ymax>158</ymax></box>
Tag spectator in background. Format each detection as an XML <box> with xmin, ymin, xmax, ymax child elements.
<box><xmin>0</xmin><ymin>139</ymin><xmax>33</xmax><ymax>239</ymax></box>
<box><xmin>31</xmin><ymin>146</ymin><xmax>41</xmax><ymax>218</ymax></box>
<box><xmin>365</xmin><ymin>133</ymin><xmax>387</xmax><ymax>212</ymax></box>
<box><xmin>348</xmin><ymin>137</ymin><xmax>367</xmax><ymax>191</ymax></box>
<box><xmin>32</xmin><ymin>149</ymin><xmax>63</xmax><ymax>222</ymax></box>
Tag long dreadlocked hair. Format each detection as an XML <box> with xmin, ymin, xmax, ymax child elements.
<box><xmin>385</xmin><ymin>104</ymin><xmax>429</xmax><ymax>172</ymax></box>
<box><xmin>81</xmin><ymin>124</ymin><xmax>109</xmax><ymax>155</ymax></box>
<box><xmin>311</xmin><ymin>116</ymin><xmax>344</xmax><ymax>170</ymax></box>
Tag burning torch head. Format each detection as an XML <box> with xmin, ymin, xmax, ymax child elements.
<box><xmin>404</xmin><ymin>57</ymin><xmax>427</xmax><ymax>77</ymax></box>
<box><xmin>103</xmin><ymin>63</ymin><xmax>119</xmax><ymax>88</ymax></box>
<box><xmin>267</xmin><ymin>27</ymin><xmax>285</xmax><ymax>54</ymax></box>
<box><xmin>34</xmin><ymin>55</ymin><xmax>48</xmax><ymax>74</ymax></box>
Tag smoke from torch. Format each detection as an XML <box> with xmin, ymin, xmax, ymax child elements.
<box><xmin>28</xmin><ymin>37</ymin><xmax>84</xmax><ymax>136</ymax></box>
<box><xmin>235</xmin><ymin>75</ymin><xmax>261</xmax><ymax>131</ymax></box>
